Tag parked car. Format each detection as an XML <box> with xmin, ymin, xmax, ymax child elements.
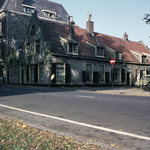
<box><xmin>135</xmin><ymin>75</ymin><xmax>150</xmax><ymax>89</ymax></box>
<box><xmin>0</xmin><ymin>77</ymin><xmax>3</xmax><ymax>85</ymax></box>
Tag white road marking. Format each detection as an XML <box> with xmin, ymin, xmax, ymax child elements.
<box><xmin>0</xmin><ymin>103</ymin><xmax>150</xmax><ymax>141</ymax></box>
<box><xmin>78</xmin><ymin>95</ymin><xmax>95</xmax><ymax>99</ymax></box>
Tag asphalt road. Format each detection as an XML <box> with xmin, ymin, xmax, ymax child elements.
<box><xmin>0</xmin><ymin>86</ymin><xmax>150</xmax><ymax>150</ymax></box>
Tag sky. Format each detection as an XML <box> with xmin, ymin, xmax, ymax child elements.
<box><xmin>50</xmin><ymin>0</ymin><xmax>150</xmax><ymax>47</ymax></box>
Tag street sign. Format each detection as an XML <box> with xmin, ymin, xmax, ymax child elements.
<box><xmin>110</xmin><ymin>58</ymin><xmax>115</xmax><ymax>65</ymax></box>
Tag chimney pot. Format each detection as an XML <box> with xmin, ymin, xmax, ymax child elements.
<box><xmin>69</xmin><ymin>16</ymin><xmax>75</xmax><ymax>40</ymax></box>
<box><xmin>86</xmin><ymin>12</ymin><xmax>94</xmax><ymax>34</ymax></box>
<box><xmin>123</xmin><ymin>32</ymin><xmax>128</xmax><ymax>41</ymax></box>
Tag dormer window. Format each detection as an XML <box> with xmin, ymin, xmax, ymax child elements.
<box><xmin>22</xmin><ymin>5</ymin><xmax>35</xmax><ymax>13</ymax></box>
<box><xmin>97</xmin><ymin>47</ymin><xmax>104</xmax><ymax>56</ymax></box>
<box><xmin>69</xmin><ymin>43</ymin><xmax>78</xmax><ymax>53</ymax></box>
<box><xmin>142</xmin><ymin>56</ymin><xmax>146</xmax><ymax>63</ymax></box>
<box><xmin>42</xmin><ymin>10</ymin><xmax>56</xmax><ymax>18</ymax></box>
<box><xmin>116</xmin><ymin>52</ymin><xmax>122</xmax><ymax>60</ymax></box>
<box><xmin>60</xmin><ymin>37</ymin><xmax>78</xmax><ymax>55</ymax></box>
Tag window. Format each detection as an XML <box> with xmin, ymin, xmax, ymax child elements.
<box><xmin>116</xmin><ymin>52</ymin><xmax>122</xmax><ymax>60</ymax></box>
<box><xmin>26</xmin><ymin>42</ymin><xmax>30</xmax><ymax>48</ymax></box>
<box><xmin>114</xmin><ymin>68</ymin><xmax>120</xmax><ymax>81</ymax></box>
<box><xmin>43</xmin><ymin>11</ymin><xmax>56</xmax><ymax>18</ymax></box>
<box><xmin>56</xmin><ymin>64</ymin><xmax>64</xmax><ymax>82</ymax></box>
<box><xmin>142</xmin><ymin>56</ymin><xmax>146</xmax><ymax>63</ymax></box>
<box><xmin>31</xmin><ymin>25</ymin><xmax>35</xmax><ymax>36</ymax></box>
<box><xmin>14</xmin><ymin>65</ymin><xmax>17</xmax><ymax>80</ymax></box>
<box><xmin>98</xmin><ymin>65</ymin><xmax>104</xmax><ymax>81</ymax></box>
<box><xmin>30</xmin><ymin>65</ymin><xmax>34</xmax><ymax>82</ymax></box>
<box><xmin>23</xmin><ymin>6</ymin><xmax>34</xmax><ymax>13</ymax></box>
<box><xmin>140</xmin><ymin>70</ymin><xmax>146</xmax><ymax>79</ymax></box>
<box><xmin>86</xmin><ymin>64</ymin><xmax>92</xmax><ymax>81</ymax></box>
<box><xmin>39</xmin><ymin>64</ymin><xmax>44</xmax><ymax>81</ymax></box>
<box><xmin>69</xmin><ymin>43</ymin><xmax>78</xmax><ymax>53</ymax></box>
<box><xmin>97</xmin><ymin>47</ymin><xmax>104</xmax><ymax>56</ymax></box>
<box><xmin>36</xmin><ymin>40</ymin><xmax>40</xmax><ymax>54</ymax></box>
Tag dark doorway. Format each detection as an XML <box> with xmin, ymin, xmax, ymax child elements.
<box><xmin>127</xmin><ymin>72</ymin><xmax>131</xmax><ymax>86</ymax></box>
<box><xmin>7</xmin><ymin>71</ymin><xmax>9</xmax><ymax>84</ymax></box>
<box><xmin>22</xmin><ymin>70</ymin><xmax>24</xmax><ymax>85</ymax></box>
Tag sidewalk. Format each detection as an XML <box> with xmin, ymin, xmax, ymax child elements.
<box><xmin>2</xmin><ymin>84</ymin><xmax>150</xmax><ymax>97</ymax></box>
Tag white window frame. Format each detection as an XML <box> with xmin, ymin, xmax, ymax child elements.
<box><xmin>56</xmin><ymin>63</ymin><xmax>65</xmax><ymax>82</ymax></box>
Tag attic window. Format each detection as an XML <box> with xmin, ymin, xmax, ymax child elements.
<box><xmin>42</xmin><ymin>10</ymin><xmax>56</xmax><ymax>18</ymax></box>
<box><xmin>69</xmin><ymin>43</ymin><xmax>78</xmax><ymax>53</ymax></box>
<box><xmin>22</xmin><ymin>6</ymin><xmax>34</xmax><ymax>13</ymax></box>
<box><xmin>97</xmin><ymin>47</ymin><xmax>104</xmax><ymax>56</ymax></box>
<box><xmin>142</xmin><ymin>56</ymin><xmax>146</xmax><ymax>63</ymax></box>
<box><xmin>116</xmin><ymin>52</ymin><xmax>122</xmax><ymax>60</ymax></box>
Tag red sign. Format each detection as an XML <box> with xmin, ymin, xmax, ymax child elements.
<box><xmin>110</xmin><ymin>58</ymin><xmax>115</xmax><ymax>65</ymax></box>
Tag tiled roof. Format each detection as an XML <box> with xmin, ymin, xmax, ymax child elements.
<box><xmin>39</xmin><ymin>18</ymin><xmax>150</xmax><ymax>64</ymax></box>
<box><xmin>0</xmin><ymin>0</ymin><xmax>69</xmax><ymax>23</ymax></box>
<box><xmin>0</xmin><ymin>0</ymin><xmax>5</xmax><ymax>8</ymax></box>
<box><xmin>39</xmin><ymin>20</ymin><xmax>96</xmax><ymax>57</ymax></box>
<box><xmin>95</xmin><ymin>33</ymin><xmax>150</xmax><ymax>63</ymax></box>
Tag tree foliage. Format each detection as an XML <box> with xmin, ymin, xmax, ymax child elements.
<box><xmin>143</xmin><ymin>14</ymin><xmax>150</xmax><ymax>24</ymax></box>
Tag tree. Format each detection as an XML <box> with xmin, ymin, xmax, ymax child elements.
<box><xmin>143</xmin><ymin>14</ymin><xmax>150</xmax><ymax>24</ymax></box>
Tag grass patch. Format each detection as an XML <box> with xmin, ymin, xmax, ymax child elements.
<box><xmin>0</xmin><ymin>118</ymin><xmax>100</xmax><ymax>150</ymax></box>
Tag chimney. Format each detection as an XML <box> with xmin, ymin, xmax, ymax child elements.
<box><xmin>15</xmin><ymin>0</ymin><xmax>23</xmax><ymax>12</ymax></box>
<box><xmin>86</xmin><ymin>12</ymin><xmax>94</xmax><ymax>34</ymax></box>
<box><xmin>123</xmin><ymin>32</ymin><xmax>128</xmax><ymax>41</ymax></box>
<box><xmin>69</xmin><ymin>16</ymin><xmax>75</xmax><ymax>40</ymax></box>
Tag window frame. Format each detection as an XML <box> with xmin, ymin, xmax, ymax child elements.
<box><xmin>114</xmin><ymin>68</ymin><xmax>121</xmax><ymax>82</ymax></box>
<box><xmin>86</xmin><ymin>64</ymin><xmax>93</xmax><ymax>82</ymax></box>
<box><xmin>98</xmin><ymin>64</ymin><xmax>105</xmax><ymax>82</ymax></box>
<box><xmin>56</xmin><ymin>63</ymin><xmax>65</xmax><ymax>82</ymax></box>
<box><xmin>96</xmin><ymin>47</ymin><xmax>104</xmax><ymax>56</ymax></box>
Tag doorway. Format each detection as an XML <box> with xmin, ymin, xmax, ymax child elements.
<box><xmin>127</xmin><ymin>72</ymin><xmax>131</xmax><ymax>86</ymax></box>
<box><xmin>7</xmin><ymin>71</ymin><xmax>9</xmax><ymax>84</ymax></box>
